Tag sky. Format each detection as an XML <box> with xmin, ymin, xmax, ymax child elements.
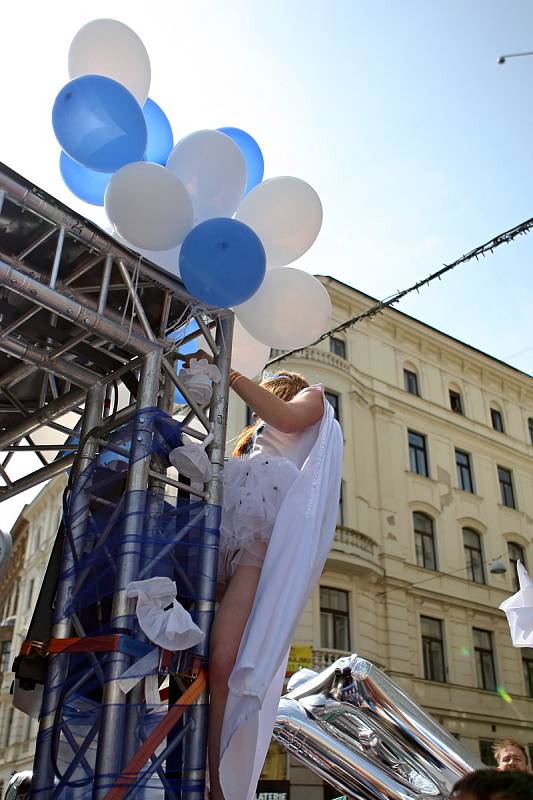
<box><xmin>2</xmin><ymin>0</ymin><xmax>533</xmax><ymax>526</ymax></box>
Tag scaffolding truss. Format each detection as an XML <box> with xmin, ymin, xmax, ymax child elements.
<box><xmin>0</xmin><ymin>163</ymin><xmax>233</xmax><ymax>799</ymax></box>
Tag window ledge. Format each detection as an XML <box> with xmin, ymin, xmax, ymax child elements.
<box><xmin>454</xmin><ymin>488</ymin><xmax>483</xmax><ymax>502</ymax></box>
<box><xmin>405</xmin><ymin>470</ymin><xmax>437</xmax><ymax>484</ymax></box>
<box><xmin>497</xmin><ymin>503</ymin><xmax>521</xmax><ymax>514</ymax></box>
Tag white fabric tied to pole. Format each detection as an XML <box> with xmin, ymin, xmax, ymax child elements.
<box><xmin>219</xmin><ymin>393</ymin><xmax>344</xmax><ymax>800</ymax></box>
<box><xmin>169</xmin><ymin>431</ymin><xmax>213</xmax><ymax>483</ymax></box>
<box><xmin>179</xmin><ymin>358</ymin><xmax>221</xmax><ymax>406</ymax></box>
<box><xmin>126</xmin><ymin>577</ymin><xmax>204</xmax><ymax>651</ymax></box>
<box><xmin>499</xmin><ymin>561</ymin><xmax>533</xmax><ymax>647</ymax></box>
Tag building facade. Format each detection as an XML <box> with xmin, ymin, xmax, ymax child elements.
<box><xmin>226</xmin><ymin>276</ymin><xmax>533</xmax><ymax>797</ymax></box>
<box><xmin>0</xmin><ymin>476</ymin><xmax>65</xmax><ymax>793</ymax></box>
<box><xmin>0</xmin><ymin>276</ymin><xmax>532</xmax><ymax>798</ymax></box>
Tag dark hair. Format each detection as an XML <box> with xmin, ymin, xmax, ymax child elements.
<box><xmin>451</xmin><ymin>769</ymin><xmax>533</xmax><ymax>800</ymax></box>
<box><xmin>232</xmin><ymin>371</ymin><xmax>309</xmax><ymax>456</ymax></box>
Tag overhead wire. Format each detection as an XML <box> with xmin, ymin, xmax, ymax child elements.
<box><xmin>267</xmin><ymin>215</ymin><xmax>533</xmax><ymax>366</ymax></box>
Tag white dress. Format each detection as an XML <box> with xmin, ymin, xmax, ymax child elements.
<box><xmin>218</xmin><ymin>385</ymin><xmax>324</xmax><ymax>582</ymax></box>
<box><xmin>218</xmin><ymin>385</ymin><xmax>344</xmax><ymax>800</ymax></box>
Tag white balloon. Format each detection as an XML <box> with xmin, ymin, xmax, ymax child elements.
<box><xmin>166</xmin><ymin>130</ymin><xmax>247</xmax><ymax>223</ymax></box>
<box><xmin>112</xmin><ymin>229</ymin><xmax>181</xmax><ymax>277</ymax></box>
<box><xmin>236</xmin><ymin>268</ymin><xmax>331</xmax><ymax>350</ymax></box>
<box><xmin>231</xmin><ymin>318</ymin><xmax>271</xmax><ymax>378</ymax></box>
<box><xmin>105</xmin><ymin>162</ymin><xmax>193</xmax><ymax>252</ymax></box>
<box><xmin>68</xmin><ymin>18</ymin><xmax>151</xmax><ymax>105</ymax></box>
<box><xmin>236</xmin><ymin>177</ymin><xmax>323</xmax><ymax>268</ymax></box>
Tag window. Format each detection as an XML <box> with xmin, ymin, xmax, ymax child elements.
<box><xmin>449</xmin><ymin>390</ymin><xmax>463</xmax><ymax>415</ymax></box>
<box><xmin>3</xmin><ymin>708</ymin><xmax>13</xmax><ymax>747</ymax></box>
<box><xmin>523</xmin><ymin>652</ymin><xmax>533</xmax><ymax>698</ymax></box>
<box><xmin>528</xmin><ymin>418</ymin><xmax>533</xmax><ymax>446</ymax></box>
<box><xmin>0</xmin><ymin>640</ymin><xmax>11</xmax><ymax>672</ymax></box>
<box><xmin>463</xmin><ymin>528</ymin><xmax>485</xmax><ymax>584</ymax></box>
<box><xmin>11</xmin><ymin>577</ymin><xmax>20</xmax><ymax>616</ymax></box>
<box><xmin>408</xmin><ymin>430</ymin><xmax>429</xmax><ymax>477</ymax></box>
<box><xmin>325</xmin><ymin>391</ymin><xmax>341</xmax><ymax>423</ymax></box>
<box><xmin>25</xmin><ymin>579</ymin><xmax>35</xmax><ymax>611</ymax></box>
<box><xmin>498</xmin><ymin>466</ymin><xmax>516</xmax><ymax>509</ymax></box>
<box><xmin>421</xmin><ymin>616</ymin><xmax>446</xmax><ymax>682</ymax></box>
<box><xmin>508</xmin><ymin>542</ymin><xmax>526</xmax><ymax>592</ymax></box>
<box><xmin>473</xmin><ymin>628</ymin><xmax>496</xmax><ymax>691</ymax></box>
<box><xmin>320</xmin><ymin>587</ymin><xmax>350</xmax><ymax>651</ymax></box>
<box><xmin>479</xmin><ymin>740</ymin><xmax>497</xmax><ymax>767</ymax></box>
<box><xmin>329</xmin><ymin>337</ymin><xmax>346</xmax><ymax>359</ymax></box>
<box><xmin>403</xmin><ymin>369</ymin><xmax>419</xmax><ymax>396</ymax></box>
<box><xmin>337</xmin><ymin>480</ymin><xmax>345</xmax><ymax>526</ymax></box>
<box><xmin>413</xmin><ymin>512</ymin><xmax>437</xmax><ymax>571</ymax></box>
<box><xmin>456</xmin><ymin>449</ymin><xmax>475</xmax><ymax>493</ymax></box>
<box><xmin>491</xmin><ymin>408</ymin><xmax>504</xmax><ymax>433</ymax></box>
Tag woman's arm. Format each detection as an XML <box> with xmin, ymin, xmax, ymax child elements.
<box><xmin>230</xmin><ymin>373</ymin><xmax>323</xmax><ymax>434</ymax></box>
<box><xmin>182</xmin><ymin>351</ymin><xmax>323</xmax><ymax>433</ymax></box>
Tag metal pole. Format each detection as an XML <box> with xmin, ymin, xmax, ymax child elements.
<box><xmin>0</xmin><ymin>259</ymin><xmax>157</xmax><ymax>355</ymax></box>
<box><xmin>180</xmin><ymin>312</ymin><xmax>234</xmax><ymax>800</ymax></box>
<box><xmin>93</xmin><ymin>347</ymin><xmax>162</xmax><ymax>798</ymax></box>
<box><xmin>31</xmin><ymin>382</ymin><xmax>105</xmax><ymax>799</ymax></box>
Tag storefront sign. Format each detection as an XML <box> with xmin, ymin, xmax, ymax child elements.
<box><xmin>255</xmin><ymin>779</ymin><xmax>290</xmax><ymax>799</ymax></box>
<box><xmin>286</xmin><ymin>644</ymin><xmax>313</xmax><ymax>675</ymax></box>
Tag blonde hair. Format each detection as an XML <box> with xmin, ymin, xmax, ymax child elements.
<box><xmin>232</xmin><ymin>371</ymin><xmax>309</xmax><ymax>457</ymax></box>
<box><xmin>493</xmin><ymin>738</ymin><xmax>529</xmax><ymax>763</ymax></box>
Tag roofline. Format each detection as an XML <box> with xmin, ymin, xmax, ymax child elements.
<box><xmin>318</xmin><ymin>274</ymin><xmax>533</xmax><ymax>381</ymax></box>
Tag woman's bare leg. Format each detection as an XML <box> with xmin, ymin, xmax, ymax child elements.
<box><xmin>208</xmin><ymin>562</ymin><xmax>262</xmax><ymax>800</ymax></box>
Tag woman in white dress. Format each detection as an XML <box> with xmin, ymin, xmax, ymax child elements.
<box><xmin>184</xmin><ymin>356</ymin><xmax>343</xmax><ymax>800</ymax></box>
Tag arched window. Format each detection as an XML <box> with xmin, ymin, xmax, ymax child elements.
<box><xmin>507</xmin><ymin>541</ymin><xmax>527</xmax><ymax>592</ymax></box>
<box><xmin>414</xmin><ymin>512</ymin><xmax>436</xmax><ymax>571</ymax></box>
<box><xmin>528</xmin><ymin>417</ymin><xmax>533</xmax><ymax>446</ymax></box>
<box><xmin>463</xmin><ymin>528</ymin><xmax>485</xmax><ymax>584</ymax></box>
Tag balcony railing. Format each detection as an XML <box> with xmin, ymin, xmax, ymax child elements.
<box><xmin>333</xmin><ymin>525</ymin><xmax>378</xmax><ymax>558</ymax></box>
<box><xmin>312</xmin><ymin>647</ymin><xmax>351</xmax><ymax>672</ymax></box>
<box><xmin>270</xmin><ymin>346</ymin><xmax>353</xmax><ymax>377</ymax></box>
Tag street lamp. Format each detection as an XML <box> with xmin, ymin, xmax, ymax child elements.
<box><xmin>497</xmin><ymin>50</ymin><xmax>533</xmax><ymax>65</ymax></box>
<box><xmin>489</xmin><ymin>556</ymin><xmax>507</xmax><ymax>575</ymax></box>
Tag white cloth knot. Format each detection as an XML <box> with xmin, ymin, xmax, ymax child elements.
<box><xmin>169</xmin><ymin>431</ymin><xmax>213</xmax><ymax>483</ymax></box>
<box><xmin>126</xmin><ymin>577</ymin><xmax>204</xmax><ymax>651</ymax></box>
<box><xmin>179</xmin><ymin>358</ymin><xmax>221</xmax><ymax>406</ymax></box>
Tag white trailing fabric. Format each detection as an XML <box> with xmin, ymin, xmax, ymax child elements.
<box><xmin>499</xmin><ymin>561</ymin><xmax>533</xmax><ymax>647</ymax></box>
<box><xmin>219</xmin><ymin>397</ymin><xmax>344</xmax><ymax>800</ymax></box>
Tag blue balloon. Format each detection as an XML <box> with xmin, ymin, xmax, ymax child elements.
<box><xmin>59</xmin><ymin>151</ymin><xmax>112</xmax><ymax>206</ymax></box>
<box><xmin>143</xmin><ymin>98</ymin><xmax>174</xmax><ymax>165</ymax></box>
<box><xmin>52</xmin><ymin>75</ymin><xmax>147</xmax><ymax>173</ymax></box>
<box><xmin>169</xmin><ymin>320</ymin><xmax>200</xmax><ymax>404</ymax></box>
<box><xmin>218</xmin><ymin>127</ymin><xmax>264</xmax><ymax>194</ymax></box>
<box><xmin>180</xmin><ymin>218</ymin><xmax>266</xmax><ymax>308</ymax></box>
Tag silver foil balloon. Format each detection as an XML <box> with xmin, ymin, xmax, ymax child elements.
<box><xmin>4</xmin><ymin>772</ymin><xmax>32</xmax><ymax>800</ymax></box>
<box><xmin>274</xmin><ymin>655</ymin><xmax>482</xmax><ymax>800</ymax></box>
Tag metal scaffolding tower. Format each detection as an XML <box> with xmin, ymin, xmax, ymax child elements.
<box><xmin>0</xmin><ymin>163</ymin><xmax>233</xmax><ymax>799</ymax></box>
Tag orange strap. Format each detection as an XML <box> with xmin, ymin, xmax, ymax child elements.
<box><xmin>20</xmin><ymin>635</ymin><xmax>122</xmax><ymax>657</ymax></box>
<box><xmin>103</xmin><ymin>668</ymin><xmax>207</xmax><ymax>800</ymax></box>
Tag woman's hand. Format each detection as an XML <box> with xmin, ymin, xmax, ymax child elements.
<box><xmin>181</xmin><ymin>349</ymin><xmax>214</xmax><ymax>366</ymax></box>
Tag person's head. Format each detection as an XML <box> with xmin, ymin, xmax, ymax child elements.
<box><xmin>259</xmin><ymin>371</ymin><xmax>309</xmax><ymax>402</ymax></box>
<box><xmin>232</xmin><ymin>371</ymin><xmax>309</xmax><ymax>456</ymax></box>
<box><xmin>493</xmin><ymin>739</ymin><xmax>530</xmax><ymax>772</ymax></box>
<box><xmin>451</xmin><ymin>769</ymin><xmax>533</xmax><ymax>800</ymax></box>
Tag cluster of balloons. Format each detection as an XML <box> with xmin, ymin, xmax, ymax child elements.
<box><xmin>52</xmin><ymin>18</ymin><xmax>331</xmax><ymax>377</ymax></box>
